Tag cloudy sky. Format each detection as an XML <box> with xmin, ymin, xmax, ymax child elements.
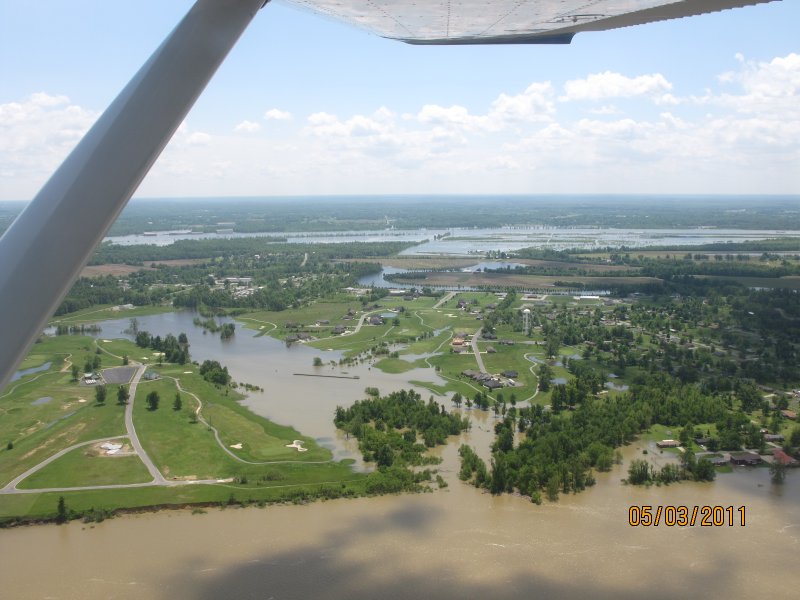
<box><xmin>1</xmin><ymin>0</ymin><xmax>798</xmax><ymax>201</ymax></box>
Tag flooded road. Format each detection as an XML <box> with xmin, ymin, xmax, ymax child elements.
<box><xmin>4</xmin><ymin>312</ymin><xmax>797</xmax><ymax>599</ymax></box>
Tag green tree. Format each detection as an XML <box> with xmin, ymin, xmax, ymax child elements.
<box><xmin>146</xmin><ymin>390</ymin><xmax>160</xmax><ymax>411</ymax></box>
<box><xmin>116</xmin><ymin>386</ymin><xmax>129</xmax><ymax>405</ymax></box>
<box><xmin>95</xmin><ymin>385</ymin><xmax>107</xmax><ymax>405</ymax></box>
<box><xmin>122</xmin><ymin>355</ymin><xmax>129</xmax><ymax>366</ymax></box>
<box><xmin>173</xmin><ymin>392</ymin><xmax>182</xmax><ymax>411</ymax></box>
<box><xmin>56</xmin><ymin>496</ymin><xmax>67</xmax><ymax>524</ymax></box>
<box><xmin>546</xmin><ymin>473</ymin><xmax>560</xmax><ymax>501</ymax></box>
<box><xmin>70</xmin><ymin>364</ymin><xmax>79</xmax><ymax>382</ymax></box>
<box><xmin>538</xmin><ymin>363</ymin><xmax>552</xmax><ymax>392</ymax></box>
<box><xmin>313</xmin><ymin>356</ymin><xmax>323</xmax><ymax>367</ymax></box>
<box><xmin>770</xmin><ymin>460</ymin><xmax>787</xmax><ymax>485</ymax></box>
<box><xmin>452</xmin><ymin>392</ymin><xmax>462</xmax><ymax>409</ymax></box>
<box><xmin>627</xmin><ymin>459</ymin><xmax>652</xmax><ymax>485</ymax></box>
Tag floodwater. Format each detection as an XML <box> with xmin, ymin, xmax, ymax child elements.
<box><xmin>10</xmin><ymin>361</ymin><xmax>52</xmax><ymax>382</ymax></box>
<box><xmin>1</xmin><ymin>443</ymin><xmax>798</xmax><ymax>599</ymax></box>
<box><xmin>84</xmin><ymin>311</ymin><xmax>450</xmax><ymax>467</ymax></box>
<box><xmin>5</xmin><ymin>312</ymin><xmax>798</xmax><ymax>599</ymax></box>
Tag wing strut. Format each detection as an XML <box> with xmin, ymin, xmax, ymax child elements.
<box><xmin>0</xmin><ymin>0</ymin><xmax>268</xmax><ymax>390</ymax></box>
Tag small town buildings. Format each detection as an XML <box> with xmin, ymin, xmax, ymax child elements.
<box><xmin>729</xmin><ymin>451</ymin><xmax>762</xmax><ymax>466</ymax></box>
<box><xmin>772</xmin><ymin>449</ymin><xmax>798</xmax><ymax>467</ymax></box>
<box><xmin>695</xmin><ymin>452</ymin><xmax>728</xmax><ymax>466</ymax></box>
<box><xmin>656</xmin><ymin>439</ymin><xmax>681</xmax><ymax>448</ymax></box>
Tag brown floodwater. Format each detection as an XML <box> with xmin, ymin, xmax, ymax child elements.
<box><xmin>2</xmin><ymin>440</ymin><xmax>798</xmax><ymax>600</ymax></box>
<box><xmin>5</xmin><ymin>313</ymin><xmax>797</xmax><ymax>599</ymax></box>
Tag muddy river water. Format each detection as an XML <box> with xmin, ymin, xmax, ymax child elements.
<box><xmin>2</xmin><ymin>313</ymin><xmax>798</xmax><ymax>599</ymax></box>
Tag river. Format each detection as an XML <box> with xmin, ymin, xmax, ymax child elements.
<box><xmin>2</xmin><ymin>313</ymin><xmax>799</xmax><ymax>598</ymax></box>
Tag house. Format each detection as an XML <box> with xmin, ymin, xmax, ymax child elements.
<box><xmin>695</xmin><ymin>452</ymin><xmax>728</xmax><ymax>466</ymax></box>
<box><xmin>729</xmin><ymin>451</ymin><xmax>762</xmax><ymax>466</ymax></box>
<box><xmin>501</xmin><ymin>370</ymin><xmax>518</xmax><ymax>378</ymax></box>
<box><xmin>316</xmin><ymin>319</ymin><xmax>330</xmax><ymax>325</ymax></box>
<box><xmin>332</xmin><ymin>325</ymin><xmax>346</xmax><ymax>335</ymax></box>
<box><xmin>368</xmin><ymin>316</ymin><xmax>384</xmax><ymax>326</ymax></box>
<box><xmin>764</xmin><ymin>433</ymin><xmax>784</xmax><ymax>443</ymax></box>
<box><xmin>451</xmin><ymin>337</ymin><xmax>465</xmax><ymax>346</ymax></box>
<box><xmin>772</xmin><ymin>449</ymin><xmax>798</xmax><ymax>467</ymax></box>
<box><xmin>451</xmin><ymin>346</ymin><xmax>466</xmax><ymax>354</ymax></box>
<box><xmin>656</xmin><ymin>440</ymin><xmax>680</xmax><ymax>448</ymax></box>
<box><xmin>781</xmin><ymin>410</ymin><xmax>797</xmax><ymax>420</ymax></box>
<box><xmin>487</xmin><ymin>346</ymin><xmax>496</xmax><ymax>354</ymax></box>
<box><xmin>499</xmin><ymin>339</ymin><xmax>515</xmax><ymax>346</ymax></box>
<box><xmin>694</xmin><ymin>437</ymin><xmax>713</xmax><ymax>446</ymax></box>
<box><xmin>482</xmin><ymin>332</ymin><xmax>497</xmax><ymax>340</ymax></box>
<box><xmin>483</xmin><ymin>379</ymin><xmax>504</xmax><ymax>390</ymax></box>
<box><xmin>462</xmin><ymin>369</ymin><xmax>479</xmax><ymax>379</ymax></box>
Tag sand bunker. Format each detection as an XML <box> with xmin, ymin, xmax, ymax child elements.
<box><xmin>285</xmin><ymin>440</ymin><xmax>308</xmax><ymax>452</ymax></box>
<box><xmin>230</xmin><ymin>443</ymin><xmax>243</xmax><ymax>449</ymax></box>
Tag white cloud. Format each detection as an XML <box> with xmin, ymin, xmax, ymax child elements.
<box><xmin>234</xmin><ymin>120</ymin><xmax>261</xmax><ymax>133</ymax></box>
<box><xmin>0</xmin><ymin>93</ymin><xmax>97</xmax><ymax>197</ymax></box>
<box><xmin>589</xmin><ymin>105</ymin><xmax>620</xmax><ymax>115</ymax></box>
<box><xmin>562</xmin><ymin>71</ymin><xmax>672</xmax><ymax>101</ymax></box>
<box><xmin>186</xmin><ymin>132</ymin><xmax>211</xmax><ymax>145</ymax></box>
<box><xmin>264</xmin><ymin>108</ymin><xmax>292</xmax><ymax>121</ymax></box>
<box><xmin>4</xmin><ymin>52</ymin><xmax>799</xmax><ymax>199</ymax></box>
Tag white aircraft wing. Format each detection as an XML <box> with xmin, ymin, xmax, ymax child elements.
<box><xmin>283</xmin><ymin>0</ymin><xmax>777</xmax><ymax>44</ymax></box>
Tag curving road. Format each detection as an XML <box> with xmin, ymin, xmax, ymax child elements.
<box><xmin>126</xmin><ymin>364</ymin><xmax>168</xmax><ymax>484</ymax></box>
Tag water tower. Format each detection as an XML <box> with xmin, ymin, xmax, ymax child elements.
<box><xmin>522</xmin><ymin>308</ymin><xmax>531</xmax><ymax>336</ymax></box>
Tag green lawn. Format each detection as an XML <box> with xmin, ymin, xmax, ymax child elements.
<box><xmin>374</xmin><ymin>357</ymin><xmax>418</xmax><ymax>374</ymax></box>
<box><xmin>50</xmin><ymin>304</ymin><xmax>173</xmax><ymax>325</ymax></box>
<box><xmin>18</xmin><ymin>446</ymin><xmax>151</xmax><ymax>489</ymax></box>
<box><xmin>0</xmin><ymin>336</ymin><xmax>129</xmax><ymax>487</ymax></box>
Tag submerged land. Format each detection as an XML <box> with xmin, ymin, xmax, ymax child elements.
<box><xmin>1</xmin><ymin>196</ymin><xmax>799</xmax><ymax>524</ymax></box>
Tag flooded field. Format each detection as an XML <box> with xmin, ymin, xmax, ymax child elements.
<box><xmin>3</xmin><ymin>312</ymin><xmax>798</xmax><ymax>599</ymax></box>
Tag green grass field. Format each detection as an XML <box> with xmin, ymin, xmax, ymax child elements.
<box><xmin>0</xmin><ymin>336</ymin><xmax>129</xmax><ymax>487</ymax></box>
<box><xmin>17</xmin><ymin>446</ymin><xmax>151</xmax><ymax>489</ymax></box>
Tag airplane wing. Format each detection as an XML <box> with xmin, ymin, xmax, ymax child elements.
<box><xmin>282</xmin><ymin>0</ymin><xmax>778</xmax><ymax>45</ymax></box>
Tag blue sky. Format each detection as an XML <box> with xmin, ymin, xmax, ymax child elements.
<box><xmin>1</xmin><ymin>0</ymin><xmax>798</xmax><ymax>200</ymax></box>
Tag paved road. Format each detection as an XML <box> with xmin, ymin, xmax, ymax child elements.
<box><xmin>0</xmin><ymin>435</ymin><xmax>129</xmax><ymax>493</ymax></box>
<box><xmin>432</xmin><ymin>291</ymin><xmax>457</xmax><ymax>309</ymax></box>
<box><xmin>126</xmin><ymin>364</ymin><xmax>168</xmax><ymax>484</ymax></box>
<box><xmin>471</xmin><ymin>327</ymin><xmax>487</xmax><ymax>373</ymax></box>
